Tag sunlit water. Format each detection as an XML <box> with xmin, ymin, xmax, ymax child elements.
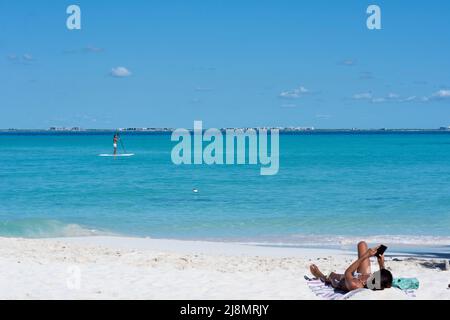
<box><xmin>1</xmin><ymin>132</ymin><xmax>449</xmax><ymax>250</ymax></box>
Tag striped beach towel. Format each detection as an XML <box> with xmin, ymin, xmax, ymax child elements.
<box><xmin>306</xmin><ymin>277</ymin><xmax>365</xmax><ymax>300</ymax></box>
<box><xmin>305</xmin><ymin>276</ymin><xmax>417</xmax><ymax>300</ymax></box>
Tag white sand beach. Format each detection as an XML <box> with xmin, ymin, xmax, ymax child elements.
<box><xmin>0</xmin><ymin>236</ymin><xmax>448</xmax><ymax>300</ymax></box>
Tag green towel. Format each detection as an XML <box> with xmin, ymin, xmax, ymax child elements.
<box><xmin>392</xmin><ymin>278</ymin><xmax>419</xmax><ymax>290</ymax></box>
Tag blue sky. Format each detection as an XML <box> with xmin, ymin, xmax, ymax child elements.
<box><xmin>1</xmin><ymin>0</ymin><xmax>450</xmax><ymax>129</ymax></box>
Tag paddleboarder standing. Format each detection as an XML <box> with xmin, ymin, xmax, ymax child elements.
<box><xmin>113</xmin><ymin>133</ymin><xmax>119</xmax><ymax>155</ymax></box>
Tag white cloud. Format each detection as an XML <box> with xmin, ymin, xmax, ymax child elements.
<box><xmin>62</xmin><ymin>46</ymin><xmax>104</xmax><ymax>54</ymax></box>
<box><xmin>351</xmin><ymin>91</ymin><xmax>432</xmax><ymax>104</ymax></box>
<box><xmin>279</xmin><ymin>86</ymin><xmax>309</xmax><ymax>99</ymax></box>
<box><xmin>84</xmin><ymin>46</ymin><xmax>104</xmax><ymax>53</ymax></box>
<box><xmin>399</xmin><ymin>96</ymin><xmax>417</xmax><ymax>103</ymax></box>
<box><xmin>432</xmin><ymin>89</ymin><xmax>450</xmax><ymax>99</ymax></box>
<box><xmin>340</xmin><ymin>59</ymin><xmax>356</xmax><ymax>66</ymax></box>
<box><xmin>371</xmin><ymin>97</ymin><xmax>386</xmax><ymax>103</ymax></box>
<box><xmin>351</xmin><ymin>88</ymin><xmax>450</xmax><ymax>105</ymax></box>
<box><xmin>398</xmin><ymin>89</ymin><xmax>450</xmax><ymax>102</ymax></box>
<box><xmin>7</xmin><ymin>53</ymin><xmax>35</xmax><ymax>63</ymax></box>
<box><xmin>110</xmin><ymin>67</ymin><xmax>132</xmax><ymax>78</ymax></box>
<box><xmin>387</xmin><ymin>93</ymin><xmax>400</xmax><ymax>99</ymax></box>
<box><xmin>22</xmin><ymin>53</ymin><xmax>33</xmax><ymax>61</ymax></box>
<box><xmin>6</xmin><ymin>54</ymin><xmax>18</xmax><ymax>60</ymax></box>
<box><xmin>351</xmin><ymin>92</ymin><xmax>414</xmax><ymax>104</ymax></box>
<box><xmin>352</xmin><ymin>92</ymin><xmax>373</xmax><ymax>100</ymax></box>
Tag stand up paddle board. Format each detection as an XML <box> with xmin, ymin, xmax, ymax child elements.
<box><xmin>98</xmin><ymin>153</ymin><xmax>135</xmax><ymax>157</ymax></box>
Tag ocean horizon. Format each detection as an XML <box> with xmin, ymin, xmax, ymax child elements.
<box><xmin>1</xmin><ymin>131</ymin><xmax>450</xmax><ymax>250</ymax></box>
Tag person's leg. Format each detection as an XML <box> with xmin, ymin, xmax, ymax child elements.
<box><xmin>357</xmin><ymin>241</ymin><xmax>372</xmax><ymax>274</ymax></box>
<box><xmin>309</xmin><ymin>264</ymin><xmax>329</xmax><ymax>282</ymax></box>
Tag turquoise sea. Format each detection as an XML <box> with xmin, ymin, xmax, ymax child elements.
<box><xmin>1</xmin><ymin>132</ymin><xmax>450</xmax><ymax>248</ymax></box>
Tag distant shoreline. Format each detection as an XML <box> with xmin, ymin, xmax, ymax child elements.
<box><xmin>1</xmin><ymin>128</ymin><xmax>450</xmax><ymax>134</ymax></box>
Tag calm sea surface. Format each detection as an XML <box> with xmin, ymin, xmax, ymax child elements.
<box><xmin>1</xmin><ymin>132</ymin><xmax>449</xmax><ymax>248</ymax></box>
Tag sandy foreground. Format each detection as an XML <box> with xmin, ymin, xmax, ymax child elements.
<box><xmin>0</xmin><ymin>236</ymin><xmax>449</xmax><ymax>300</ymax></box>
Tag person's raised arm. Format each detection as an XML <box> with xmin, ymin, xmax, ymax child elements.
<box><xmin>344</xmin><ymin>246</ymin><xmax>378</xmax><ymax>290</ymax></box>
<box><xmin>377</xmin><ymin>254</ymin><xmax>385</xmax><ymax>270</ymax></box>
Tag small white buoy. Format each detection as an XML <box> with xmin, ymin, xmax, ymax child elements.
<box><xmin>192</xmin><ymin>188</ymin><xmax>199</xmax><ymax>193</ymax></box>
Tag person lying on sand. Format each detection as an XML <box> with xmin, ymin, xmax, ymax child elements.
<box><xmin>310</xmin><ymin>241</ymin><xmax>393</xmax><ymax>292</ymax></box>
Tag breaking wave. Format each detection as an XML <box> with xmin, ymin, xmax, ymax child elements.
<box><xmin>0</xmin><ymin>219</ymin><xmax>111</xmax><ymax>238</ymax></box>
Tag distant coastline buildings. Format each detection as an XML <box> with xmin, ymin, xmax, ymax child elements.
<box><xmin>49</xmin><ymin>126</ymin><xmax>84</xmax><ymax>131</ymax></box>
<box><xmin>47</xmin><ymin>126</ymin><xmax>316</xmax><ymax>132</ymax></box>
<box><xmin>1</xmin><ymin>126</ymin><xmax>450</xmax><ymax>133</ymax></box>
<box><xmin>118</xmin><ymin>127</ymin><xmax>173</xmax><ymax>132</ymax></box>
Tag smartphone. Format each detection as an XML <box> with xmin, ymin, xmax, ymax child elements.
<box><xmin>376</xmin><ymin>245</ymin><xmax>387</xmax><ymax>257</ymax></box>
